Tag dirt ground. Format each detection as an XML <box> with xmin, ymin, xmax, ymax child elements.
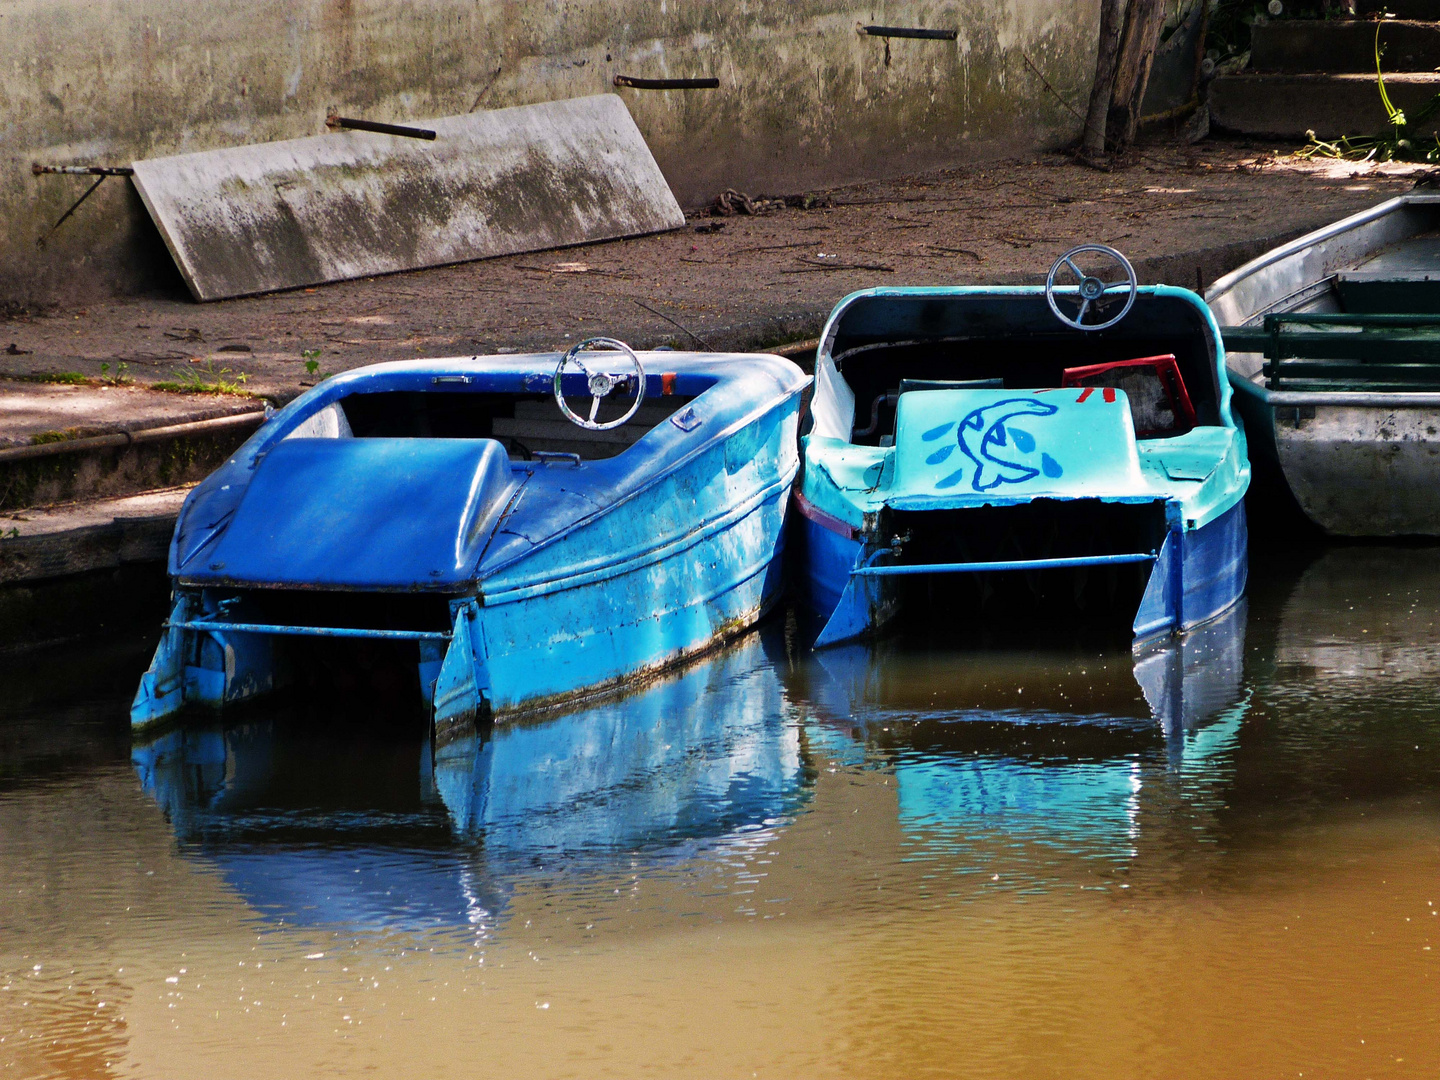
<box><xmin>0</xmin><ymin>138</ymin><xmax>1425</xmax><ymax>408</ymax></box>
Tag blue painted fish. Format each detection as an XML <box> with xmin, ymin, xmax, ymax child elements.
<box><xmin>957</xmin><ymin>398</ymin><xmax>1059</xmax><ymax>491</ymax></box>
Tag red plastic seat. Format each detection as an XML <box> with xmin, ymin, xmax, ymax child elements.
<box><xmin>1061</xmin><ymin>354</ymin><xmax>1197</xmax><ymax>437</ymax></box>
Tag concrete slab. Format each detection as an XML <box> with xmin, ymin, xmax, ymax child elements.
<box><xmin>0</xmin><ymin>394</ymin><xmax>263</xmax><ymax>511</ymax></box>
<box><xmin>130</xmin><ymin>94</ymin><xmax>685</xmax><ymax>302</ymax></box>
<box><xmin>0</xmin><ymin>379</ymin><xmax>261</xmax><ymax>448</ymax></box>
<box><xmin>1211</xmin><ymin>72</ymin><xmax>1440</xmax><ymax>138</ymax></box>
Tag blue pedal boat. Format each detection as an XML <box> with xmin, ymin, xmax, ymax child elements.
<box><xmin>795</xmin><ymin>245</ymin><xmax>1250</xmax><ymax>647</ymax></box>
<box><xmin>131</xmin><ymin>628</ymin><xmax>809</xmax><ymax>933</ymax></box>
<box><xmin>131</xmin><ymin>339</ymin><xmax>809</xmax><ymax>732</ymax></box>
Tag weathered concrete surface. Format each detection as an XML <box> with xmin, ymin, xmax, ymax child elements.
<box><xmin>1211</xmin><ymin>72</ymin><xmax>1440</xmax><ymax>140</ymax></box>
<box><xmin>2</xmin><ymin>0</ymin><xmax>1101</xmax><ymax>308</ymax></box>
<box><xmin>0</xmin><ymin>403</ymin><xmax>263</xmax><ymax>511</ymax></box>
<box><xmin>2</xmin><ymin>142</ymin><xmax>1420</xmax><ymax>405</ymax></box>
<box><xmin>132</xmin><ymin>95</ymin><xmax>685</xmax><ymax>300</ymax></box>
<box><xmin>0</xmin><ymin>380</ymin><xmax>260</xmax><ymax>447</ymax></box>
<box><xmin>0</xmin><ymin>485</ymin><xmax>187</xmax><ymax>585</ymax></box>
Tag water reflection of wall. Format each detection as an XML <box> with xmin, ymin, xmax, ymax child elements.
<box><xmin>1219</xmin><ymin>547</ymin><xmax>1440</xmax><ymax>822</ymax></box>
<box><xmin>1276</xmin><ymin>549</ymin><xmax>1440</xmax><ymax>683</ymax></box>
<box><xmin>132</xmin><ymin>631</ymin><xmax>811</xmax><ymax>934</ymax></box>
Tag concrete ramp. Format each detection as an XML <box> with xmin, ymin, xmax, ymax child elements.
<box><xmin>130</xmin><ymin>95</ymin><xmax>684</xmax><ymax>301</ymax></box>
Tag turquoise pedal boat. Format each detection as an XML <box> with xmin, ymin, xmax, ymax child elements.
<box><xmin>131</xmin><ymin>340</ymin><xmax>809</xmax><ymax>733</ymax></box>
<box><xmin>795</xmin><ymin>246</ymin><xmax>1251</xmax><ymax>647</ymax></box>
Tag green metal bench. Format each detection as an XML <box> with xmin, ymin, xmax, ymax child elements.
<box><xmin>1221</xmin><ymin>313</ymin><xmax>1440</xmax><ymax>392</ymax></box>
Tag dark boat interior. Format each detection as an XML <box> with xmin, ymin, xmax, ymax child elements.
<box><xmin>290</xmin><ymin>379</ymin><xmax>696</xmax><ymax>460</ymax></box>
<box><xmin>828</xmin><ymin>292</ymin><xmax>1223</xmax><ymax>446</ymax></box>
<box><xmin>340</xmin><ymin>390</ymin><xmax>695</xmax><ymax>460</ymax></box>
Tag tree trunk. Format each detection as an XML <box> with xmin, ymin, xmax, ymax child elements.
<box><xmin>1082</xmin><ymin>0</ymin><xmax>1130</xmax><ymax>160</ymax></box>
<box><xmin>1108</xmin><ymin>0</ymin><xmax>1169</xmax><ymax>147</ymax></box>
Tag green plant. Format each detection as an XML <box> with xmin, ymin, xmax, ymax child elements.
<box><xmin>1298</xmin><ymin>24</ymin><xmax>1440</xmax><ymax>163</ymax></box>
<box><xmin>303</xmin><ymin>358</ymin><xmax>334</xmax><ymax>381</ymax></box>
<box><xmin>98</xmin><ymin>361</ymin><xmax>132</xmax><ymax>386</ymax></box>
<box><xmin>302</xmin><ymin>349</ymin><xmax>322</xmax><ymax>360</ymax></box>
<box><xmin>29</xmin><ymin>429</ymin><xmax>78</xmax><ymax>445</ymax></box>
<box><xmin>3</xmin><ymin>527</ymin><xmax>19</xmax><ymax>539</ymax></box>
<box><xmin>154</xmin><ymin>359</ymin><xmax>252</xmax><ymax>396</ymax></box>
<box><xmin>27</xmin><ymin>371</ymin><xmax>89</xmax><ymax>385</ymax></box>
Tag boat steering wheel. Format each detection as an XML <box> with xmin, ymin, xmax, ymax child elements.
<box><xmin>553</xmin><ymin>337</ymin><xmax>646</xmax><ymax>431</ymax></box>
<box><xmin>1045</xmin><ymin>244</ymin><xmax>1138</xmax><ymax>332</ymax></box>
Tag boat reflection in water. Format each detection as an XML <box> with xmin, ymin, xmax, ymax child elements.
<box><xmin>1273</xmin><ymin>547</ymin><xmax>1440</xmax><ymax>689</ymax></box>
<box><xmin>132</xmin><ymin>630</ymin><xmax>810</xmax><ymax>934</ymax></box>
<box><xmin>797</xmin><ymin>603</ymin><xmax>1248</xmax><ymax>872</ymax></box>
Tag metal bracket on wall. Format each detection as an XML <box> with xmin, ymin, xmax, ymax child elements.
<box><xmin>857</xmin><ymin>24</ymin><xmax>957</xmax><ymax>66</ymax></box>
<box><xmin>30</xmin><ymin>163</ymin><xmax>137</xmax><ymax>250</ymax></box>
<box><xmin>858</xmin><ymin>25</ymin><xmax>958</xmax><ymax>40</ymax></box>
<box><xmin>324</xmin><ymin>109</ymin><xmax>437</xmax><ymax>141</ymax></box>
<box><xmin>612</xmin><ymin>75</ymin><xmax>719</xmax><ymax>90</ymax></box>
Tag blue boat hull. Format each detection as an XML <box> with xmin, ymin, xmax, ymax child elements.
<box><xmin>131</xmin><ymin>352</ymin><xmax>808</xmax><ymax>731</ymax></box>
<box><xmin>458</xmin><ymin>437</ymin><xmax>795</xmax><ymax>721</ymax></box>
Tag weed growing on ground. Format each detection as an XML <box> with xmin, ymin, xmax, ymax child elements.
<box><xmin>1299</xmin><ymin>24</ymin><xmax>1440</xmax><ymax>163</ymax></box>
<box><xmin>303</xmin><ymin>358</ymin><xmax>333</xmax><ymax>381</ymax></box>
<box><xmin>28</xmin><ymin>429</ymin><xmax>81</xmax><ymax>445</ymax></box>
<box><xmin>154</xmin><ymin>359</ymin><xmax>252</xmax><ymax>396</ymax></box>
<box><xmin>23</xmin><ymin>371</ymin><xmax>90</xmax><ymax>385</ymax></box>
<box><xmin>98</xmin><ymin>361</ymin><xmax>132</xmax><ymax>385</ymax></box>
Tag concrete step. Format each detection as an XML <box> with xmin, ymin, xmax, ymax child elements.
<box><xmin>1251</xmin><ymin>19</ymin><xmax>1440</xmax><ymax>74</ymax></box>
<box><xmin>1210</xmin><ymin>71</ymin><xmax>1440</xmax><ymax>138</ymax></box>
<box><xmin>0</xmin><ymin>486</ymin><xmax>186</xmax><ymax>650</ymax></box>
<box><xmin>0</xmin><ymin>382</ymin><xmax>264</xmax><ymax>511</ymax></box>
<box><xmin>0</xmin><ymin>486</ymin><xmax>188</xmax><ymax>586</ymax></box>
<box><xmin>1358</xmin><ymin>0</ymin><xmax>1440</xmax><ymax>19</ymax></box>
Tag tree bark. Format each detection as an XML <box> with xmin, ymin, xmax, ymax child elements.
<box><xmin>1082</xmin><ymin>0</ymin><xmax>1130</xmax><ymax>160</ymax></box>
<box><xmin>1109</xmin><ymin>0</ymin><xmax>1169</xmax><ymax>147</ymax></box>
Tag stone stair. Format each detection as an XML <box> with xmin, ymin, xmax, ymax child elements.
<box><xmin>1212</xmin><ymin>8</ymin><xmax>1440</xmax><ymax>140</ymax></box>
<box><xmin>0</xmin><ymin>383</ymin><xmax>264</xmax><ymax>649</ymax></box>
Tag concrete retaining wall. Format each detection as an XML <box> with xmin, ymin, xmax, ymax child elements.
<box><xmin>3</xmin><ymin>0</ymin><xmax>1099</xmax><ymax>309</ymax></box>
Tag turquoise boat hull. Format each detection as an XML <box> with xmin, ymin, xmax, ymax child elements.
<box><xmin>796</xmin><ymin>285</ymin><xmax>1250</xmax><ymax>646</ymax></box>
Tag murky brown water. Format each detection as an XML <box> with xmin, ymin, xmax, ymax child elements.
<box><xmin>2</xmin><ymin>546</ymin><xmax>1437</xmax><ymax>1079</ymax></box>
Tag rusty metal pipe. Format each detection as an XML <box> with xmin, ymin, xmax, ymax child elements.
<box><xmin>612</xmin><ymin>75</ymin><xmax>719</xmax><ymax>90</ymax></box>
<box><xmin>860</xmin><ymin>25</ymin><xmax>957</xmax><ymax>40</ymax></box>
<box><xmin>31</xmin><ymin>164</ymin><xmax>135</xmax><ymax>177</ymax></box>
<box><xmin>326</xmin><ymin>115</ymin><xmax>437</xmax><ymax>140</ymax></box>
<box><xmin>0</xmin><ymin>410</ymin><xmax>265</xmax><ymax>465</ymax></box>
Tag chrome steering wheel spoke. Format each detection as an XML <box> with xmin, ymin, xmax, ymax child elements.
<box><xmin>553</xmin><ymin>337</ymin><xmax>647</xmax><ymax>432</ymax></box>
<box><xmin>1045</xmin><ymin>244</ymin><xmax>1138</xmax><ymax>332</ymax></box>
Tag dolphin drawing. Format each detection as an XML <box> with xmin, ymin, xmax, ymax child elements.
<box><xmin>956</xmin><ymin>398</ymin><xmax>1059</xmax><ymax>492</ymax></box>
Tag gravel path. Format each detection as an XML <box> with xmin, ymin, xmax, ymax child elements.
<box><xmin>0</xmin><ymin>139</ymin><xmax>1423</xmax><ymax>408</ymax></box>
